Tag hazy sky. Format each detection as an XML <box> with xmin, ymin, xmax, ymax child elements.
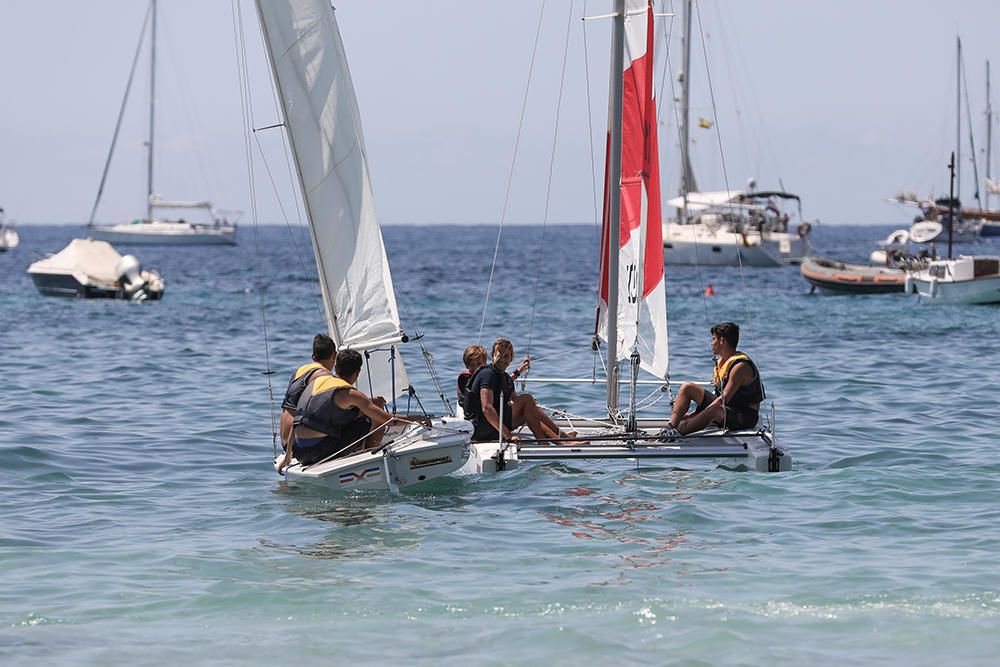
<box><xmin>2</xmin><ymin>1</ymin><xmax>1000</xmax><ymax>226</ymax></box>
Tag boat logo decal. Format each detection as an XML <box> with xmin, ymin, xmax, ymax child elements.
<box><xmin>339</xmin><ymin>466</ymin><xmax>381</xmax><ymax>484</ymax></box>
<box><xmin>409</xmin><ymin>455</ymin><xmax>452</xmax><ymax>470</ymax></box>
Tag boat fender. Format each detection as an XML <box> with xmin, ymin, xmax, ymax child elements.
<box><xmin>904</xmin><ymin>274</ymin><xmax>914</xmax><ymax>294</ymax></box>
<box><xmin>796</xmin><ymin>222</ymin><xmax>812</xmax><ymax>238</ymax></box>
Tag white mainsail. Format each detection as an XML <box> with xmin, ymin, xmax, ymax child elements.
<box><xmin>256</xmin><ymin>0</ymin><xmax>409</xmax><ymax>399</ymax></box>
<box><xmin>597</xmin><ymin>0</ymin><xmax>669</xmax><ymax>381</ymax></box>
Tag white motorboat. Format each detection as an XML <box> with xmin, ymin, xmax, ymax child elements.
<box><xmin>905</xmin><ymin>255</ymin><xmax>1000</xmax><ymax>304</ymax></box>
<box><xmin>254</xmin><ymin>0</ymin><xmax>472</xmax><ymax>489</ymax></box>
<box><xmin>27</xmin><ymin>238</ymin><xmax>164</xmax><ymax>300</ymax></box>
<box><xmin>663</xmin><ymin>190</ymin><xmax>813</xmax><ymax>267</ymax></box>
<box><xmin>86</xmin><ymin>0</ymin><xmax>237</xmax><ymax>246</ymax></box>
<box><xmin>661</xmin><ymin>2</ymin><xmax>813</xmax><ymax>268</ymax></box>
<box><xmin>909</xmin><ymin>218</ymin><xmax>980</xmax><ymax>244</ymax></box>
<box><xmin>0</xmin><ymin>208</ymin><xmax>19</xmax><ymax>251</ymax></box>
<box><xmin>461</xmin><ymin>0</ymin><xmax>789</xmax><ymax>474</ymax></box>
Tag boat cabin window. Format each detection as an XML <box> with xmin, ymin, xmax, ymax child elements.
<box><xmin>973</xmin><ymin>258</ymin><xmax>999</xmax><ymax>277</ymax></box>
<box><xmin>711</xmin><ymin>246</ymin><xmax>722</xmax><ymax>253</ymax></box>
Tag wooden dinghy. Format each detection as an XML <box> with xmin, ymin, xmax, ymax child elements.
<box><xmin>801</xmin><ymin>256</ymin><xmax>906</xmax><ymax>295</ymax></box>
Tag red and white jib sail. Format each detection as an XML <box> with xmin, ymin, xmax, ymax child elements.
<box><xmin>598</xmin><ymin>0</ymin><xmax>669</xmax><ymax>378</ymax></box>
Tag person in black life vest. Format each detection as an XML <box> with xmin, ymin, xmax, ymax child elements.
<box><xmin>279</xmin><ymin>333</ymin><xmax>337</xmax><ymax>453</ymax></box>
<box><xmin>661</xmin><ymin>322</ymin><xmax>765</xmax><ymax>437</ymax></box>
<box><xmin>466</xmin><ymin>337</ymin><xmax>573</xmax><ymax>442</ymax></box>
<box><xmin>456</xmin><ymin>344</ymin><xmax>488</xmax><ymax>415</ymax></box>
<box><xmin>279</xmin><ymin>349</ymin><xmax>431</xmax><ymax>471</ymax></box>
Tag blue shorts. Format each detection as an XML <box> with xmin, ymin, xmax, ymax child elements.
<box><xmin>294</xmin><ymin>417</ymin><xmax>373</xmax><ymax>465</ymax></box>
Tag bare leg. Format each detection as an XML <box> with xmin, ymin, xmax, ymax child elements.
<box><xmin>670</xmin><ymin>382</ymin><xmax>709</xmax><ymax>427</ymax></box>
<box><xmin>678</xmin><ymin>401</ymin><xmax>725</xmax><ymax>435</ymax></box>
<box><xmin>512</xmin><ymin>395</ymin><xmax>559</xmax><ymax>439</ymax></box>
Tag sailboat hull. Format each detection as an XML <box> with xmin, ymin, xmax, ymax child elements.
<box><xmin>91</xmin><ymin>223</ymin><xmax>237</xmax><ymax>246</ymax></box>
<box><xmin>460</xmin><ymin>421</ymin><xmax>790</xmax><ymax>474</ymax></box>
<box><xmin>278</xmin><ymin>418</ymin><xmax>472</xmax><ymax>491</ymax></box>
<box><xmin>663</xmin><ymin>223</ymin><xmax>785</xmax><ymax>267</ymax></box>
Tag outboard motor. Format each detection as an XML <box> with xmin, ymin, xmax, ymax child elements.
<box><xmin>115</xmin><ymin>254</ymin><xmax>149</xmax><ymax>301</ymax></box>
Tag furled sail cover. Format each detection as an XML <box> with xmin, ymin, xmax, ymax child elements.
<box><xmin>598</xmin><ymin>0</ymin><xmax>669</xmax><ymax>378</ymax></box>
<box><xmin>257</xmin><ymin>0</ymin><xmax>409</xmax><ymax>398</ymax></box>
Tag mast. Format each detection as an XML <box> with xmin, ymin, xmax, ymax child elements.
<box><xmin>605</xmin><ymin>0</ymin><xmax>626</xmax><ymax>415</ymax></box>
<box><xmin>956</xmin><ymin>37</ymin><xmax>962</xmax><ymax>204</ymax></box>
<box><xmin>678</xmin><ymin>0</ymin><xmax>693</xmax><ymax>224</ymax></box>
<box><xmin>987</xmin><ymin>60</ymin><xmax>993</xmax><ymax>211</ymax></box>
<box><xmin>147</xmin><ymin>0</ymin><xmax>157</xmax><ymax>222</ymax></box>
<box><xmin>948</xmin><ymin>151</ymin><xmax>955</xmax><ymax>260</ymax></box>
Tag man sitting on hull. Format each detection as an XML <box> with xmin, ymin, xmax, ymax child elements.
<box><xmin>661</xmin><ymin>322</ymin><xmax>764</xmax><ymax>438</ymax></box>
<box><xmin>279</xmin><ymin>333</ymin><xmax>336</xmax><ymax>452</ymax></box>
<box><xmin>466</xmin><ymin>338</ymin><xmax>573</xmax><ymax>443</ymax></box>
<box><xmin>280</xmin><ymin>349</ymin><xmax>429</xmax><ymax>470</ymax></box>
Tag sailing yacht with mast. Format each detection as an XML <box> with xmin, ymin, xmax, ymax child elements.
<box><xmin>889</xmin><ymin>37</ymin><xmax>984</xmax><ymax>244</ymax></box>
<box><xmin>254</xmin><ymin>0</ymin><xmax>472</xmax><ymax>490</ymax></box>
<box><xmin>89</xmin><ymin>0</ymin><xmax>237</xmax><ymax>246</ymax></box>
<box><xmin>462</xmin><ymin>0</ymin><xmax>789</xmax><ymax>474</ymax></box>
<box><xmin>662</xmin><ymin>0</ymin><xmax>812</xmax><ymax>267</ymax></box>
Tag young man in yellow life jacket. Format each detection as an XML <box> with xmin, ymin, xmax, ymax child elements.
<box><xmin>280</xmin><ymin>349</ymin><xmax>431</xmax><ymax>471</ymax></box>
<box><xmin>661</xmin><ymin>322</ymin><xmax>764</xmax><ymax>437</ymax></box>
<box><xmin>279</xmin><ymin>334</ymin><xmax>336</xmax><ymax>453</ymax></box>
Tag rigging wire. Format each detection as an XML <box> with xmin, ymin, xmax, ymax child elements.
<box><xmin>960</xmin><ymin>47</ymin><xmax>982</xmax><ymax>206</ymax></box>
<box><xmin>88</xmin><ymin>3</ymin><xmax>152</xmax><ymax>226</ymax></box>
<box><xmin>252</xmin><ymin>15</ymin><xmax>323</xmax><ymax>316</ymax></box>
<box><xmin>662</xmin><ymin>1</ymin><xmax>712</xmax><ymax>331</ymax></box>
<box><xmin>693</xmin><ymin>0</ymin><xmax>768</xmax><ymax>428</ymax></box>
<box><xmin>477</xmin><ymin>0</ymin><xmax>549</xmax><ymax>345</ymax></box>
<box><xmin>231</xmin><ymin>0</ymin><xmax>278</xmax><ymax>450</ymax></box>
<box><xmin>525</xmin><ymin>0</ymin><xmax>576</xmax><ymax>360</ymax></box>
<box><xmin>250</xmin><ymin>131</ymin><xmax>325</xmax><ymax>323</ymax></box>
<box><xmin>581</xmin><ymin>1</ymin><xmax>602</xmax><ymax>254</ymax></box>
<box><xmin>395</xmin><ymin>286</ymin><xmax>454</xmax><ymax>417</ymax></box>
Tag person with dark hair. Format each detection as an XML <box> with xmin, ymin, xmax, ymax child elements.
<box><xmin>279</xmin><ymin>334</ymin><xmax>337</xmax><ymax>453</ymax></box>
<box><xmin>660</xmin><ymin>322</ymin><xmax>764</xmax><ymax>438</ymax></box>
<box><xmin>465</xmin><ymin>338</ymin><xmax>574</xmax><ymax>443</ymax></box>
<box><xmin>283</xmin><ymin>349</ymin><xmax>430</xmax><ymax>469</ymax></box>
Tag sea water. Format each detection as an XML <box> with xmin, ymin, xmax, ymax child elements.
<box><xmin>1</xmin><ymin>224</ymin><xmax>998</xmax><ymax>665</ymax></box>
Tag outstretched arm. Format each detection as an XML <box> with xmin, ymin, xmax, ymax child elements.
<box><xmin>347</xmin><ymin>389</ymin><xmax>430</xmax><ymax>431</ymax></box>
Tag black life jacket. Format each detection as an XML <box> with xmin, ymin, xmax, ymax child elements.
<box><xmin>713</xmin><ymin>352</ymin><xmax>765</xmax><ymax>409</ymax></box>
<box><xmin>281</xmin><ymin>362</ymin><xmax>326</xmax><ymax>411</ymax></box>
<box><xmin>464</xmin><ymin>365</ymin><xmax>514</xmax><ymax>437</ymax></box>
<box><xmin>294</xmin><ymin>375</ymin><xmax>358</xmax><ymax>436</ymax></box>
<box><xmin>457</xmin><ymin>365</ymin><xmax>487</xmax><ymax>418</ymax></box>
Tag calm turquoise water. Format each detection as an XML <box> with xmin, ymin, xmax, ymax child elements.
<box><xmin>2</xmin><ymin>224</ymin><xmax>999</xmax><ymax>665</ymax></box>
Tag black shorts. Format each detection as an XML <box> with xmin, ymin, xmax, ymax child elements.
<box><xmin>294</xmin><ymin>417</ymin><xmax>373</xmax><ymax>465</ymax></box>
<box><xmin>695</xmin><ymin>394</ymin><xmax>759</xmax><ymax>431</ymax></box>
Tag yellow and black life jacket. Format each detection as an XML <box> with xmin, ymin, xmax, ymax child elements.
<box><xmin>281</xmin><ymin>362</ymin><xmax>327</xmax><ymax>411</ymax></box>
<box><xmin>294</xmin><ymin>375</ymin><xmax>359</xmax><ymax>436</ymax></box>
<box><xmin>712</xmin><ymin>352</ymin><xmax>765</xmax><ymax>408</ymax></box>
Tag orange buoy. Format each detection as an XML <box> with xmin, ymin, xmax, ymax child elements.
<box><xmin>704</xmin><ymin>283</ymin><xmax>715</xmax><ymax>296</ymax></box>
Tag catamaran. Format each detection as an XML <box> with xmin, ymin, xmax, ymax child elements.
<box><xmin>88</xmin><ymin>0</ymin><xmax>238</xmax><ymax>246</ymax></box>
<box><xmin>460</xmin><ymin>0</ymin><xmax>789</xmax><ymax>474</ymax></box>
<box><xmin>252</xmin><ymin>0</ymin><xmax>472</xmax><ymax>490</ymax></box>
